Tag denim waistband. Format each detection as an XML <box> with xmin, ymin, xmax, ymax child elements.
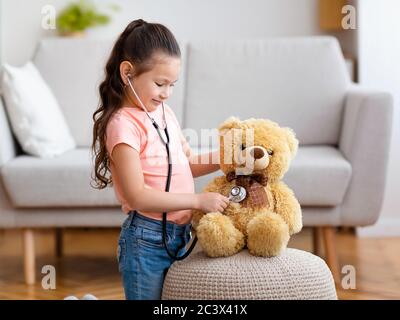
<box><xmin>123</xmin><ymin>210</ymin><xmax>192</xmax><ymax>236</ymax></box>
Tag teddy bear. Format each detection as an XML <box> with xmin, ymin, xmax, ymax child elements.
<box><xmin>192</xmin><ymin>117</ymin><xmax>302</xmax><ymax>257</ymax></box>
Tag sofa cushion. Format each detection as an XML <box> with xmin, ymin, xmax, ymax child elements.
<box><xmin>0</xmin><ymin>97</ymin><xmax>18</xmax><ymax>167</ymax></box>
<box><xmin>0</xmin><ymin>146</ymin><xmax>351</xmax><ymax>208</ymax></box>
<box><xmin>0</xmin><ymin>148</ymin><xmax>119</xmax><ymax>208</ymax></box>
<box><xmin>184</xmin><ymin>37</ymin><xmax>351</xmax><ymax>147</ymax></box>
<box><xmin>286</xmin><ymin>146</ymin><xmax>352</xmax><ymax>205</ymax></box>
<box><xmin>1</xmin><ymin>62</ymin><xmax>76</xmax><ymax>158</ymax></box>
<box><xmin>193</xmin><ymin>145</ymin><xmax>352</xmax><ymax>206</ymax></box>
<box><xmin>32</xmin><ymin>38</ymin><xmax>188</xmax><ymax>147</ymax></box>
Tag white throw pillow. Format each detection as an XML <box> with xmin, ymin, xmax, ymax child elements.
<box><xmin>1</xmin><ymin>62</ymin><xmax>76</xmax><ymax>158</ymax></box>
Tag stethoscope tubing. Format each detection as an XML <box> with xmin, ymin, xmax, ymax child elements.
<box><xmin>126</xmin><ymin>77</ymin><xmax>197</xmax><ymax>260</ymax></box>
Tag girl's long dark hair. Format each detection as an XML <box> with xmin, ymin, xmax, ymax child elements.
<box><xmin>91</xmin><ymin>19</ymin><xmax>181</xmax><ymax>189</ymax></box>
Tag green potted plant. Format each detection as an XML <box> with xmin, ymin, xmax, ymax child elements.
<box><xmin>56</xmin><ymin>0</ymin><xmax>118</xmax><ymax>37</ymax></box>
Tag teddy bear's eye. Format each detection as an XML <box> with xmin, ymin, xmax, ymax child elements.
<box><xmin>267</xmin><ymin>149</ymin><xmax>274</xmax><ymax>156</ymax></box>
<box><xmin>241</xmin><ymin>144</ymin><xmax>246</xmax><ymax>151</ymax></box>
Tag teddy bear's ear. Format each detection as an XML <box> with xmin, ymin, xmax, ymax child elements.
<box><xmin>218</xmin><ymin>116</ymin><xmax>241</xmax><ymax>134</ymax></box>
<box><xmin>283</xmin><ymin>127</ymin><xmax>299</xmax><ymax>158</ymax></box>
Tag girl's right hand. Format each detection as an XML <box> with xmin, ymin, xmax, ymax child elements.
<box><xmin>195</xmin><ymin>192</ymin><xmax>230</xmax><ymax>213</ymax></box>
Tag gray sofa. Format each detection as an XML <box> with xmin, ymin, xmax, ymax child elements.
<box><xmin>0</xmin><ymin>36</ymin><xmax>393</xmax><ymax>285</ymax></box>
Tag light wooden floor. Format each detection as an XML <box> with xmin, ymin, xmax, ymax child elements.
<box><xmin>0</xmin><ymin>227</ymin><xmax>399</xmax><ymax>300</ymax></box>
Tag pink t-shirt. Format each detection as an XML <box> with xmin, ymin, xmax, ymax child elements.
<box><xmin>105</xmin><ymin>104</ymin><xmax>195</xmax><ymax>225</ymax></box>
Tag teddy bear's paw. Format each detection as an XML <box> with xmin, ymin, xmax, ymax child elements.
<box><xmin>196</xmin><ymin>212</ymin><xmax>245</xmax><ymax>257</ymax></box>
<box><xmin>246</xmin><ymin>212</ymin><xmax>290</xmax><ymax>257</ymax></box>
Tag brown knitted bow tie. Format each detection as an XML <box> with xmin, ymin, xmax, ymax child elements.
<box><xmin>226</xmin><ymin>171</ymin><xmax>268</xmax><ymax>186</ymax></box>
<box><xmin>226</xmin><ymin>171</ymin><xmax>269</xmax><ymax>208</ymax></box>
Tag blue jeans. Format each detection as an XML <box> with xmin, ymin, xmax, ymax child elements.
<box><xmin>117</xmin><ymin>211</ymin><xmax>192</xmax><ymax>300</ymax></box>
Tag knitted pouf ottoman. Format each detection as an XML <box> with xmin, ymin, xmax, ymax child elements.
<box><xmin>162</xmin><ymin>248</ymin><xmax>337</xmax><ymax>300</ymax></box>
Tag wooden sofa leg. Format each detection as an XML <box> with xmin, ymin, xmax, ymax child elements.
<box><xmin>55</xmin><ymin>228</ymin><xmax>63</xmax><ymax>258</ymax></box>
<box><xmin>322</xmin><ymin>226</ymin><xmax>340</xmax><ymax>285</ymax></box>
<box><xmin>312</xmin><ymin>227</ymin><xmax>322</xmax><ymax>256</ymax></box>
<box><xmin>23</xmin><ymin>229</ymin><xmax>36</xmax><ymax>285</ymax></box>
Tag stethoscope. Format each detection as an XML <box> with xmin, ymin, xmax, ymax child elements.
<box><xmin>126</xmin><ymin>76</ymin><xmax>197</xmax><ymax>260</ymax></box>
<box><xmin>126</xmin><ymin>76</ymin><xmax>247</xmax><ymax>260</ymax></box>
<box><xmin>228</xmin><ymin>186</ymin><xmax>247</xmax><ymax>203</ymax></box>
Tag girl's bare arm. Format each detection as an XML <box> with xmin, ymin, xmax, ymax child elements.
<box><xmin>112</xmin><ymin>144</ymin><xmax>228</xmax><ymax>213</ymax></box>
<box><xmin>188</xmin><ymin>151</ymin><xmax>221</xmax><ymax>178</ymax></box>
<box><xmin>179</xmin><ymin>133</ymin><xmax>220</xmax><ymax>178</ymax></box>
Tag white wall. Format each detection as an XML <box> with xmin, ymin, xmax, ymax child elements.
<box><xmin>1</xmin><ymin>0</ymin><xmax>65</xmax><ymax>66</ymax></box>
<box><xmin>0</xmin><ymin>0</ymin><xmax>2</xmax><ymax>65</ymax></box>
<box><xmin>0</xmin><ymin>0</ymin><xmax>322</xmax><ymax>65</ymax></box>
<box><xmin>356</xmin><ymin>0</ymin><xmax>400</xmax><ymax>237</ymax></box>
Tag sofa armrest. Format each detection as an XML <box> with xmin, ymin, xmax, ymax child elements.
<box><xmin>339</xmin><ymin>85</ymin><xmax>393</xmax><ymax>226</ymax></box>
<box><xmin>0</xmin><ymin>97</ymin><xmax>18</xmax><ymax>167</ymax></box>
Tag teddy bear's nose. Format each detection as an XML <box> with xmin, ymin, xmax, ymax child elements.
<box><xmin>250</xmin><ymin>147</ymin><xmax>265</xmax><ymax>160</ymax></box>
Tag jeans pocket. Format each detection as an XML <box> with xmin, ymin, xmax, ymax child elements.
<box><xmin>137</xmin><ymin>228</ymin><xmax>166</xmax><ymax>249</ymax></box>
<box><xmin>117</xmin><ymin>238</ymin><xmax>126</xmax><ymax>272</ymax></box>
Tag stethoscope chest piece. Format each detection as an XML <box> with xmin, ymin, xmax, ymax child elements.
<box><xmin>228</xmin><ymin>186</ymin><xmax>247</xmax><ymax>203</ymax></box>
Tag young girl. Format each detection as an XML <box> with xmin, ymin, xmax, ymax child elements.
<box><xmin>91</xmin><ymin>19</ymin><xmax>229</xmax><ymax>300</ymax></box>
